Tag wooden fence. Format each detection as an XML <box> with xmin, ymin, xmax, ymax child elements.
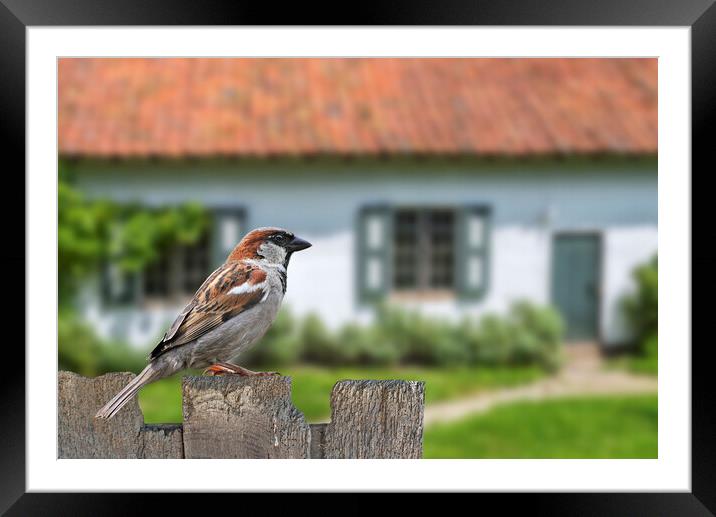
<box><xmin>58</xmin><ymin>371</ymin><xmax>425</xmax><ymax>459</ymax></box>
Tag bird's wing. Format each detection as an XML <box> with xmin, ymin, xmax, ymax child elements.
<box><xmin>149</xmin><ymin>261</ymin><xmax>268</xmax><ymax>359</ymax></box>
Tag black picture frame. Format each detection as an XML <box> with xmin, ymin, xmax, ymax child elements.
<box><xmin>2</xmin><ymin>0</ymin><xmax>710</xmax><ymax>512</ymax></box>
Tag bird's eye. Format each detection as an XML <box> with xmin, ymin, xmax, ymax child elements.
<box><xmin>274</xmin><ymin>234</ymin><xmax>287</xmax><ymax>243</ymax></box>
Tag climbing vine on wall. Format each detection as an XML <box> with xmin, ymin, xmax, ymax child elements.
<box><xmin>58</xmin><ymin>161</ymin><xmax>208</xmax><ymax>307</ymax></box>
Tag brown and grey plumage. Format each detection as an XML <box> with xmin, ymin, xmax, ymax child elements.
<box><xmin>95</xmin><ymin>227</ymin><xmax>311</xmax><ymax>419</ymax></box>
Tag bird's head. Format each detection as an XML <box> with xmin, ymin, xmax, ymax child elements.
<box><xmin>228</xmin><ymin>227</ymin><xmax>311</xmax><ymax>267</ymax></box>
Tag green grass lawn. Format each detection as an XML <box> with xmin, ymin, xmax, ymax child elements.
<box><xmin>606</xmin><ymin>355</ymin><xmax>658</xmax><ymax>377</ymax></box>
<box><xmin>138</xmin><ymin>364</ymin><xmax>545</xmax><ymax>423</ymax></box>
<box><xmin>424</xmin><ymin>394</ymin><xmax>658</xmax><ymax>458</ymax></box>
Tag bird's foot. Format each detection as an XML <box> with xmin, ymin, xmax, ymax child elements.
<box><xmin>203</xmin><ymin>361</ymin><xmax>281</xmax><ymax>377</ymax></box>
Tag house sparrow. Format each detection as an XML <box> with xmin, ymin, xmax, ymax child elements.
<box><xmin>95</xmin><ymin>227</ymin><xmax>311</xmax><ymax>419</ymax></box>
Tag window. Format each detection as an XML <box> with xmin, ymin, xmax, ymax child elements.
<box><xmin>143</xmin><ymin>252</ymin><xmax>171</xmax><ymax>298</ymax></box>
<box><xmin>100</xmin><ymin>208</ymin><xmax>247</xmax><ymax>306</ymax></box>
<box><xmin>212</xmin><ymin>208</ymin><xmax>247</xmax><ymax>268</ymax></box>
<box><xmin>182</xmin><ymin>235</ymin><xmax>212</xmax><ymax>294</ymax></box>
<box><xmin>142</xmin><ymin>233</ymin><xmax>212</xmax><ymax>301</ymax></box>
<box><xmin>358</xmin><ymin>204</ymin><xmax>490</xmax><ymax>302</ymax></box>
<box><xmin>393</xmin><ymin>208</ymin><xmax>455</xmax><ymax>291</ymax></box>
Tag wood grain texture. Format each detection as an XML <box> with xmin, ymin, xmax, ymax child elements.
<box><xmin>57</xmin><ymin>371</ymin><xmax>183</xmax><ymax>459</ymax></box>
<box><xmin>323</xmin><ymin>380</ymin><xmax>425</xmax><ymax>459</ymax></box>
<box><xmin>140</xmin><ymin>424</ymin><xmax>184</xmax><ymax>459</ymax></box>
<box><xmin>181</xmin><ymin>375</ymin><xmax>311</xmax><ymax>459</ymax></box>
<box><xmin>57</xmin><ymin>372</ymin><xmax>424</xmax><ymax>459</ymax></box>
<box><xmin>309</xmin><ymin>423</ymin><xmax>327</xmax><ymax>459</ymax></box>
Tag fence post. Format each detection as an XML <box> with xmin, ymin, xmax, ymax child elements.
<box><xmin>323</xmin><ymin>380</ymin><xmax>425</xmax><ymax>459</ymax></box>
<box><xmin>182</xmin><ymin>375</ymin><xmax>311</xmax><ymax>459</ymax></box>
<box><xmin>58</xmin><ymin>371</ymin><xmax>183</xmax><ymax>458</ymax></box>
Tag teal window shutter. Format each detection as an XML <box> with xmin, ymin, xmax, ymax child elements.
<box><xmin>456</xmin><ymin>205</ymin><xmax>491</xmax><ymax>300</ymax></box>
<box><xmin>211</xmin><ymin>207</ymin><xmax>247</xmax><ymax>268</ymax></box>
<box><xmin>357</xmin><ymin>205</ymin><xmax>392</xmax><ymax>302</ymax></box>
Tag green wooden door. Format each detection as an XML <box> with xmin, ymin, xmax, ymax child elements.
<box><xmin>551</xmin><ymin>234</ymin><xmax>600</xmax><ymax>341</ymax></box>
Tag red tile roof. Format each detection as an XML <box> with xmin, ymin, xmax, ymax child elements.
<box><xmin>58</xmin><ymin>58</ymin><xmax>657</xmax><ymax>158</ymax></box>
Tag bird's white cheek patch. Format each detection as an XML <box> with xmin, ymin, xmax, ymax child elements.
<box><xmin>258</xmin><ymin>241</ymin><xmax>287</xmax><ymax>265</ymax></box>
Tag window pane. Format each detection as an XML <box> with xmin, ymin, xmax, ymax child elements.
<box><xmin>393</xmin><ymin>210</ymin><xmax>418</xmax><ymax>289</ymax></box>
<box><xmin>220</xmin><ymin>215</ymin><xmax>240</xmax><ymax>252</ymax></box>
<box><xmin>366</xmin><ymin>258</ymin><xmax>383</xmax><ymax>290</ymax></box>
<box><xmin>467</xmin><ymin>256</ymin><xmax>484</xmax><ymax>289</ymax></box>
<box><xmin>429</xmin><ymin>210</ymin><xmax>455</xmax><ymax>288</ymax></box>
<box><xmin>143</xmin><ymin>253</ymin><xmax>170</xmax><ymax>298</ymax></box>
<box><xmin>182</xmin><ymin>234</ymin><xmax>211</xmax><ymax>295</ymax></box>
<box><xmin>468</xmin><ymin>214</ymin><xmax>485</xmax><ymax>248</ymax></box>
<box><xmin>142</xmin><ymin>233</ymin><xmax>211</xmax><ymax>299</ymax></box>
<box><xmin>366</xmin><ymin>215</ymin><xmax>384</xmax><ymax>250</ymax></box>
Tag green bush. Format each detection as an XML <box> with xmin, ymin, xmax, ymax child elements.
<box><xmin>300</xmin><ymin>313</ymin><xmax>344</xmax><ymax>365</ymax></box>
<box><xmin>463</xmin><ymin>314</ymin><xmax>512</xmax><ymax>365</ymax></box>
<box><xmin>59</xmin><ymin>311</ymin><xmax>145</xmax><ymax>376</ymax></box>
<box><xmin>59</xmin><ymin>301</ymin><xmax>564</xmax><ymax>374</ymax></box>
<box><xmin>96</xmin><ymin>339</ymin><xmax>147</xmax><ymax>375</ymax></box>
<box><xmin>58</xmin><ymin>313</ymin><xmax>102</xmax><ymax>376</ymax></box>
<box><xmin>456</xmin><ymin>302</ymin><xmax>563</xmax><ymax>371</ymax></box>
<box><xmin>374</xmin><ymin>305</ymin><xmax>468</xmax><ymax>366</ymax></box>
<box><xmin>300</xmin><ymin>310</ymin><xmax>402</xmax><ymax>366</ymax></box>
<box><xmin>642</xmin><ymin>333</ymin><xmax>657</xmax><ymax>358</ymax></box>
<box><xmin>509</xmin><ymin>302</ymin><xmax>564</xmax><ymax>371</ymax></box>
<box><xmin>630</xmin><ymin>334</ymin><xmax>658</xmax><ymax>375</ymax></box>
<box><xmin>371</xmin><ymin>303</ymin><xmax>413</xmax><ymax>358</ymax></box>
<box><xmin>623</xmin><ymin>255</ymin><xmax>658</xmax><ymax>355</ymax></box>
<box><xmin>339</xmin><ymin>323</ymin><xmax>400</xmax><ymax>365</ymax></box>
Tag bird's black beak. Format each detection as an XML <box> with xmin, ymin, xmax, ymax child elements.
<box><xmin>286</xmin><ymin>235</ymin><xmax>312</xmax><ymax>252</ymax></box>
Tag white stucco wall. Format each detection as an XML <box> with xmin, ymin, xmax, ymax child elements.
<box><xmin>601</xmin><ymin>226</ymin><xmax>658</xmax><ymax>344</ymax></box>
<box><xmin>286</xmin><ymin>223</ymin><xmax>657</xmax><ymax>346</ymax></box>
<box><xmin>73</xmin><ymin>160</ymin><xmax>657</xmax><ymax>347</ymax></box>
<box><xmin>286</xmin><ymin>225</ymin><xmax>551</xmax><ymax>326</ymax></box>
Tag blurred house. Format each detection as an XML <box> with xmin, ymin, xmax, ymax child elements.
<box><xmin>58</xmin><ymin>58</ymin><xmax>657</xmax><ymax>348</ymax></box>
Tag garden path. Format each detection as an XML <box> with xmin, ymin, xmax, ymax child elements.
<box><xmin>423</xmin><ymin>344</ymin><xmax>657</xmax><ymax>426</ymax></box>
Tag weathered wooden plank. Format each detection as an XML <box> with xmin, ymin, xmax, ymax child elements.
<box><xmin>58</xmin><ymin>371</ymin><xmax>183</xmax><ymax>459</ymax></box>
<box><xmin>182</xmin><ymin>375</ymin><xmax>311</xmax><ymax>459</ymax></box>
<box><xmin>309</xmin><ymin>423</ymin><xmax>328</xmax><ymax>459</ymax></box>
<box><xmin>141</xmin><ymin>424</ymin><xmax>184</xmax><ymax>459</ymax></box>
<box><xmin>323</xmin><ymin>380</ymin><xmax>425</xmax><ymax>459</ymax></box>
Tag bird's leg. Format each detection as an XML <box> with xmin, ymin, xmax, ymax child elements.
<box><xmin>203</xmin><ymin>361</ymin><xmax>281</xmax><ymax>377</ymax></box>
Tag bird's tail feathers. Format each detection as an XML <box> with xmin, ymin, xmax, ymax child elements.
<box><xmin>94</xmin><ymin>363</ymin><xmax>162</xmax><ymax>419</ymax></box>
